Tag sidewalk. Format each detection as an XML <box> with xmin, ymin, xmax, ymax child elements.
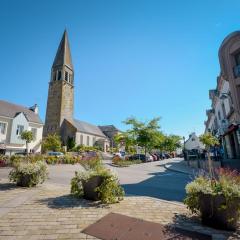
<box><xmin>163</xmin><ymin>158</ymin><xmax>195</xmax><ymax>175</ymax></box>
<box><xmin>0</xmin><ymin>179</ymin><xmax>239</xmax><ymax>240</ymax></box>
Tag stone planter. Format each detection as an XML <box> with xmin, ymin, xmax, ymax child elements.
<box><xmin>82</xmin><ymin>176</ymin><xmax>104</xmax><ymax>201</ymax></box>
<box><xmin>16</xmin><ymin>174</ymin><xmax>35</xmax><ymax>187</ymax></box>
<box><xmin>199</xmin><ymin>194</ymin><xmax>240</xmax><ymax>231</ymax></box>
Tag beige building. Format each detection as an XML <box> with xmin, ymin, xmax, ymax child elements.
<box><xmin>0</xmin><ymin>100</ymin><xmax>43</xmax><ymax>155</ymax></box>
<box><xmin>44</xmin><ymin>30</ymin><xmax>110</xmax><ymax>151</ymax></box>
<box><xmin>205</xmin><ymin>31</ymin><xmax>240</xmax><ymax>159</ymax></box>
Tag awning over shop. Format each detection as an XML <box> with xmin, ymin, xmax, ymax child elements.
<box><xmin>223</xmin><ymin>124</ymin><xmax>239</xmax><ymax>136</ymax></box>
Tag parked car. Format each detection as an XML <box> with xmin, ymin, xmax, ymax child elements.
<box><xmin>150</xmin><ymin>154</ymin><xmax>158</xmax><ymax>161</ymax></box>
<box><xmin>48</xmin><ymin>152</ymin><xmax>64</xmax><ymax>157</ymax></box>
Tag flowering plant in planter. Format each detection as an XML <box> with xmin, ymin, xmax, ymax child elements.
<box><xmin>71</xmin><ymin>167</ymin><xmax>124</xmax><ymax>204</ymax></box>
<box><xmin>184</xmin><ymin>168</ymin><xmax>240</xmax><ymax>230</ymax></box>
<box><xmin>9</xmin><ymin>161</ymin><xmax>48</xmax><ymax>187</ymax></box>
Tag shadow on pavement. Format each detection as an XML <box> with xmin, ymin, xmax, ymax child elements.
<box><xmin>122</xmin><ymin>170</ymin><xmax>191</xmax><ymax>202</ymax></box>
<box><xmin>37</xmin><ymin>194</ymin><xmax>110</xmax><ymax>209</ymax></box>
<box><xmin>0</xmin><ymin>182</ymin><xmax>18</xmax><ymax>191</ymax></box>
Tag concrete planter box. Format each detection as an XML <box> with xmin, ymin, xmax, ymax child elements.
<box><xmin>82</xmin><ymin>176</ymin><xmax>104</xmax><ymax>201</ymax></box>
<box><xmin>199</xmin><ymin>194</ymin><xmax>240</xmax><ymax>231</ymax></box>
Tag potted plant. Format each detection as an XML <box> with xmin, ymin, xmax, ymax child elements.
<box><xmin>71</xmin><ymin>167</ymin><xmax>124</xmax><ymax>203</ymax></box>
<box><xmin>184</xmin><ymin>168</ymin><xmax>240</xmax><ymax>231</ymax></box>
<box><xmin>9</xmin><ymin>161</ymin><xmax>48</xmax><ymax>187</ymax></box>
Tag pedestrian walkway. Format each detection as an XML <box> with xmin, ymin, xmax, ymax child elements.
<box><xmin>0</xmin><ymin>179</ymin><xmax>239</xmax><ymax>240</ymax></box>
<box><xmin>163</xmin><ymin>159</ymin><xmax>195</xmax><ymax>175</ymax></box>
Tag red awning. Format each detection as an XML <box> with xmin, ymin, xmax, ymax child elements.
<box><xmin>223</xmin><ymin>124</ymin><xmax>238</xmax><ymax>136</ymax></box>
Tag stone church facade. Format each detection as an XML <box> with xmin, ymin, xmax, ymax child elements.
<box><xmin>44</xmin><ymin>31</ymin><xmax>111</xmax><ymax>151</ymax></box>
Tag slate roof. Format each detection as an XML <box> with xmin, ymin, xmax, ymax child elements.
<box><xmin>52</xmin><ymin>30</ymin><xmax>73</xmax><ymax>69</ymax></box>
<box><xmin>0</xmin><ymin>100</ymin><xmax>43</xmax><ymax>124</ymax></box>
<box><xmin>73</xmin><ymin>119</ymin><xmax>106</xmax><ymax>137</ymax></box>
<box><xmin>98</xmin><ymin>125</ymin><xmax>120</xmax><ymax>132</ymax></box>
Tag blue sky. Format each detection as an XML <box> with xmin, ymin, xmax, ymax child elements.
<box><xmin>1</xmin><ymin>0</ymin><xmax>240</xmax><ymax>138</ymax></box>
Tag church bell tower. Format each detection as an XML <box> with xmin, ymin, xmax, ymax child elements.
<box><xmin>44</xmin><ymin>30</ymin><xmax>74</xmax><ymax>136</ymax></box>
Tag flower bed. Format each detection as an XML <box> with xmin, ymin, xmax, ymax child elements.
<box><xmin>112</xmin><ymin>155</ymin><xmax>142</xmax><ymax>167</ymax></box>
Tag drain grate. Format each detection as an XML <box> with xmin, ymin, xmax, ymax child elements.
<box><xmin>82</xmin><ymin>213</ymin><xmax>212</xmax><ymax>240</ymax></box>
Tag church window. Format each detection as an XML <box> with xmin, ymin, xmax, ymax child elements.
<box><xmin>87</xmin><ymin>136</ymin><xmax>90</xmax><ymax>146</ymax></box>
<box><xmin>69</xmin><ymin>74</ymin><xmax>72</xmax><ymax>84</ymax></box>
<box><xmin>53</xmin><ymin>72</ymin><xmax>57</xmax><ymax>81</ymax></box>
<box><xmin>80</xmin><ymin>135</ymin><xmax>83</xmax><ymax>145</ymax></box>
<box><xmin>57</xmin><ymin>70</ymin><xmax>62</xmax><ymax>80</ymax></box>
<box><xmin>65</xmin><ymin>71</ymin><xmax>68</xmax><ymax>82</ymax></box>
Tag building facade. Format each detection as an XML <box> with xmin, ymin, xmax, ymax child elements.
<box><xmin>44</xmin><ymin>30</ymin><xmax>110</xmax><ymax>151</ymax></box>
<box><xmin>205</xmin><ymin>31</ymin><xmax>240</xmax><ymax>159</ymax></box>
<box><xmin>0</xmin><ymin>100</ymin><xmax>43</xmax><ymax>155</ymax></box>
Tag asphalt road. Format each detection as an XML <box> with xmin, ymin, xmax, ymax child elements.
<box><xmin>0</xmin><ymin>159</ymin><xmax>191</xmax><ymax>202</ymax></box>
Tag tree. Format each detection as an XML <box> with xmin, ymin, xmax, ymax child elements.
<box><xmin>199</xmin><ymin>133</ymin><xmax>219</xmax><ymax>177</ymax></box>
<box><xmin>161</xmin><ymin>135</ymin><xmax>182</xmax><ymax>153</ymax></box>
<box><xmin>123</xmin><ymin>117</ymin><xmax>161</xmax><ymax>156</ymax></box>
<box><xmin>42</xmin><ymin>134</ymin><xmax>62</xmax><ymax>153</ymax></box>
<box><xmin>21</xmin><ymin>130</ymin><xmax>34</xmax><ymax>155</ymax></box>
<box><xmin>113</xmin><ymin>132</ymin><xmax>135</xmax><ymax>153</ymax></box>
<box><xmin>67</xmin><ymin>137</ymin><xmax>75</xmax><ymax>151</ymax></box>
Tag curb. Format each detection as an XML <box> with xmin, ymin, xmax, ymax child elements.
<box><xmin>163</xmin><ymin>164</ymin><xmax>192</xmax><ymax>175</ymax></box>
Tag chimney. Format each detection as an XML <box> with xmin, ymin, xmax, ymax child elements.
<box><xmin>29</xmin><ymin>104</ymin><xmax>39</xmax><ymax>114</ymax></box>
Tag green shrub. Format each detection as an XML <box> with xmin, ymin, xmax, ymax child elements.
<box><xmin>9</xmin><ymin>161</ymin><xmax>48</xmax><ymax>187</ymax></box>
<box><xmin>71</xmin><ymin>167</ymin><xmax>124</xmax><ymax>204</ymax></box>
<box><xmin>184</xmin><ymin>168</ymin><xmax>240</xmax><ymax>214</ymax></box>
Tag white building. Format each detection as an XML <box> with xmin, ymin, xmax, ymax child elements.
<box><xmin>184</xmin><ymin>132</ymin><xmax>204</xmax><ymax>151</ymax></box>
<box><xmin>0</xmin><ymin>100</ymin><xmax>43</xmax><ymax>155</ymax></box>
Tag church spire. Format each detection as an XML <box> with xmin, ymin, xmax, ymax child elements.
<box><xmin>52</xmin><ymin>30</ymin><xmax>73</xmax><ymax>70</ymax></box>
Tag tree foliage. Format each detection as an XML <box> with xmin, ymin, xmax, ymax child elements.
<box><xmin>21</xmin><ymin>130</ymin><xmax>34</xmax><ymax>155</ymax></box>
<box><xmin>123</xmin><ymin>117</ymin><xmax>161</xmax><ymax>155</ymax></box>
<box><xmin>199</xmin><ymin>133</ymin><xmax>219</xmax><ymax>149</ymax></box>
<box><xmin>42</xmin><ymin>134</ymin><xmax>62</xmax><ymax>152</ymax></box>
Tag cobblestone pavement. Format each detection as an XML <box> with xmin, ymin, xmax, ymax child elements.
<box><xmin>0</xmin><ymin>180</ymin><xmax>239</xmax><ymax>240</ymax></box>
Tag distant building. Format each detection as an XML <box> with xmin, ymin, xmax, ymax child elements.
<box><xmin>184</xmin><ymin>132</ymin><xmax>204</xmax><ymax>152</ymax></box>
<box><xmin>43</xmin><ymin>30</ymin><xmax>111</xmax><ymax>151</ymax></box>
<box><xmin>0</xmin><ymin>100</ymin><xmax>43</xmax><ymax>155</ymax></box>
<box><xmin>98</xmin><ymin>125</ymin><xmax>121</xmax><ymax>148</ymax></box>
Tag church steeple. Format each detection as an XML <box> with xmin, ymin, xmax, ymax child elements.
<box><xmin>50</xmin><ymin>30</ymin><xmax>74</xmax><ymax>85</ymax></box>
<box><xmin>44</xmin><ymin>30</ymin><xmax>74</xmax><ymax>137</ymax></box>
<box><xmin>52</xmin><ymin>30</ymin><xmax>73</xmax><ymax>70</ymax></box>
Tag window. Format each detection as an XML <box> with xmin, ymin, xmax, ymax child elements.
<box><xmin>31</xmin><ymin>128</ymin><xmax>37</xmax><ymax>141</ymax></box>
<box><xmin>57</xmin><ymin>70</ymin><xmax>62</xmax><ymax>80</ymax></box>
<box><xmin>222</xmin><ymin>103</ymin><xmax>226</xmax><ymax>119</ymax></box>
<box><xmin>0</xmin><ymin>122</ymin><xmax>6</xmax><ymax>134</ymax></box>
<box><xmin>69</xmin><ymin>74</ymin><xmax>72</xmax><ymax>84</ymax></box>
<box><xmin>218</xmin><ymin>111</ymin><xmax>221</xmax><ymax>121</ymax></box>
<box><xmin>191</xmin><ymin>138</ymin><xmax>195</xmax><ymax>141</ymax></box>
<box><xmin>235</xmin><ymin>52</ymin><xmax>240</xmax><ymax>65</ymax></box>
<box><xmin>53</xmin><ymin>72</ymin><xmax>57</xmax><ymax>81</ymax></box>
<box><xmin>16</xmin><ymin>125</ymin><xmax>24</xmax><ymax>136</ymax></box>
<box><xmin>93</xmin><ymin>137</ymin><xmax>96</xmax><ymax>145</ymax></box>
<box><xmin>80</xmin><ymin>135</ymin><xmax>83</xmax><ymax>145</ymax></box>
<box><xmin>65</xmin><ymin>71</ymin><xmax>68</xmax><ymax>82</ymax></box>
<box><xmin>87</xmin><ymin>136</ymin><xmax>90</xmax><ymax>146</ymax></box>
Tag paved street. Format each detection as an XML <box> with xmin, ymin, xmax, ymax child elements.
<box><xmin>0</xmin><ymin>158</ymin><xmax>190</xmax><ymax>202</ymax></box>
<box><xmin>0</xmin><ymin>159</ymin><xmax>239</xmax><ymax>239</ymax></box>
